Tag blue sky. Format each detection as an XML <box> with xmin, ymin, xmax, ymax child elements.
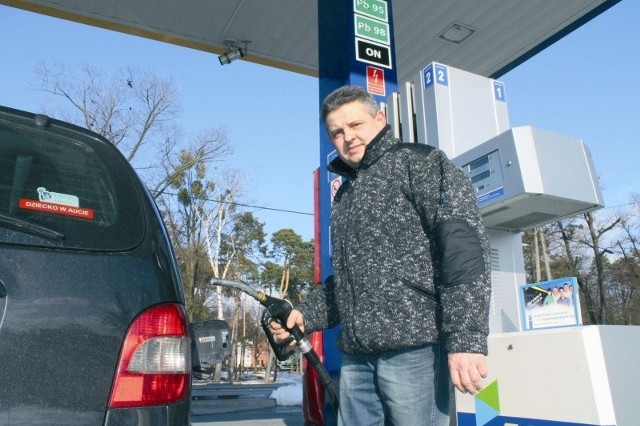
<box><xmin>2</xmin><ymin>2</ymin><xmax>638</xmax><ymax>241</ymax></box>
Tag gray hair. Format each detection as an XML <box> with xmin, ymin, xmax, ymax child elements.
<box><xmin>320</xmin><ymin>86</ymin><xmax>380</xmax><ymax>126</ymax></box>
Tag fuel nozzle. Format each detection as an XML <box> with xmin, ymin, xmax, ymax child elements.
<box><xmin>260</xmin><ymin>297</ymin><xmax>311</xmax><ymax>361</ymax></box>
<box><xmin>211</xmin><ymin>278</ymin><xmax>338</xmax><ymax>410</ymax></box>
<box><xmin>260</xmin><ymin>298</ymin><xmax>293</xmax><ymax>361</ymax></box>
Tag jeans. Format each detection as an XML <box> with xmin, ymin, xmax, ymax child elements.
<box><xmin>337</xmin><ymin>344</ymin><xmax>451</xmax><ymax>426</ymax></box>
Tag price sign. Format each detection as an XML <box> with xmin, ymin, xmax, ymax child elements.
<box><xmin>354</xmin><ymin>0</ymin><xmax>388</xmax><ymax>22</ymax></box>
<box><xmin>355</xmin><ymin>15</ymin><xmax>390</xmax><ymax>45</ymax></box>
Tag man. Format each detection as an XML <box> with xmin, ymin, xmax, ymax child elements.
<box><xmin>557</xmin><ymin>288</ymin><xmax>571</xmax><ymax>306</ymax></box>
<box><xmin>271</xmin><ymin>86</ymin><xmax>491</xmax><ymax>425</ymax></box>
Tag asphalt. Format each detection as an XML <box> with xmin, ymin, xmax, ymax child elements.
<box><xmin>189</xmin><ymin>381</ymin><xmax>307</xmax><ymax>426</ymax></box>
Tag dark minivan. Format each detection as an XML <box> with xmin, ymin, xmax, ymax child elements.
<box><xmin>0</xmin><ymin>106</ymin><xmax>191</xmax><ymax>425</ymax></box>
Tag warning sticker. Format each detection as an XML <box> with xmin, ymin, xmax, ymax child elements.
<box><xmin>366</xmin><ymin>66</ymin><xmax>385</xmax><ymax>96</ymax></box>
<box><xmin>19</xmin><ymin>198</ymin><xmax>95</xmax><ymax>220</ymax></box>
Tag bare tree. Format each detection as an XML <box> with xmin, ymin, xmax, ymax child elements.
<box><xmin>523</xmin><ymin>227</ymin><xmax>555</xmax><ymax>283</ymax></box>
<box><xmin>35</xmin><ymin>62</ymin><xmax>179</xmax><ymax>163</ymax></box>
<box><xmin>201</xmin><ymin>173</ymin><xmax>242</xmax><ymax>296</ymax></box>
<box><xmin>582</xmin><ymin>211</ymin><xmax>620</xmax><ymax>324</ymax></box>
<box><xmin>160</xmin><ymin>153</ymin><xmax>218</xmax><ymax>322</ymax></box>
<box><xmin>152</xmin><ymin>127</ymin><xmax>232</xmax><ymax>199</ymax></box>
<box><xmin>195</xmin><ymin>174</ymin><xmax>270</xmax><ymax>383</ymax></box>
<box><xmin>34</xmin><ymin>61</ymin><xmax>232</xmax><ymax>201</ymax></box>
<box><xmin>553</xmin><ymin>220</ymin><xmax>598</xmax><ymax>323</ymax></box>
<box><xmin>609</xmin><ymin>197</ymin><xmax>640</xmax><ymax>324</ymax></box>
<box><xmin>199</xmin><ymin>173</ymin><xmax>242</xmax><ymax>382</ymax></box>
<box><xmin>548</xmin><ymin>210</ymin><xmax>621</xmax><ymax>324</ymax></box>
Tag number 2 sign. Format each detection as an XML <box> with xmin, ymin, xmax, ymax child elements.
<box><xmin>423</xmin><ymin>63</ymin><xmax>449</xmax><ymax>89</ymax></box>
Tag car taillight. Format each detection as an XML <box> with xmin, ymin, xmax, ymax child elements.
<box><xmin>109</xmin><ymin>303</ymin><xmax>191</xmax><ymax>408</ymax></box>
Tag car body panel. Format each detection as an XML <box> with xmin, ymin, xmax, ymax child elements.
<box><xmin>0</xmin><ymin>106</ymin><xmax>190</xmax><ymax>425</ymax></box>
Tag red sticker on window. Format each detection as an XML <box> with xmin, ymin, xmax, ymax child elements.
<box><xmin>19</xmin><ymin>198</ymin><xmax>95</xmax><ymax>220</ymax></box>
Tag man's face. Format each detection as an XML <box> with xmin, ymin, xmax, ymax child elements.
<box><xmin>325</xmin><ymin>100</ymin><xmax>387</xmax><ymax>168</ymax></box>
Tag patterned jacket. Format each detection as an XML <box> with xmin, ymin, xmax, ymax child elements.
<box><xmin>298</xmin><ymin>125</ymin><xmax>491</xmax><ymax>355</ymax></box>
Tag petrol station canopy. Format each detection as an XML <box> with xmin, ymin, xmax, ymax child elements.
<box><xmin>3</xmin><ymin>0</ymin><xmax>620</xmax><ymax>83</ymax></box>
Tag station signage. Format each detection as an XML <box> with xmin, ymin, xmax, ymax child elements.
<box><xmin>356</xmin><ymin>38</ymin><xmax>391</xmax><ymax>69</ymax></box>
<box><xmin>354</xmin><ymin>0</ymin><xmax>388</xmax><ymax>22</ymax></box>
<box><xmin>493</xmin><ymin>81</ymin><xmax>507</xmax><ymax>102</ymax></box>
<box><xmin>366</xmin><ymin>66</ymin><xmax>385</xmax><ymax>96</ymax></box>
<box><xmin>355</xmin><ymin>15</ymin><xmax>390</xmax><ymax>44</ymax></box>
<box><xmin>353</xmin><ymin>0</ymin><xmax>392</xmax><ymax>71</ymax></box>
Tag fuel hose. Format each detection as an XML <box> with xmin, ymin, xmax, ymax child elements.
<box><xmin>211</xmin><ymin>278</ymin><xmax>339</xmax><ymax>412</ymax></box>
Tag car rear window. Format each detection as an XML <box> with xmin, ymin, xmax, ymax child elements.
<box><xmin>0</xmin><ymin>109</ymin><xmax>145</xmax><ymax>250</ymax></box>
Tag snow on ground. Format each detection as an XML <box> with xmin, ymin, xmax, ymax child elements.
<box><xmin>270</xmin><ymin>372</ymin><xmax>303</xmax><ymax>406</ymax></box>
<box><xmin>234</xmin><ymin>371</ymin><xmax>303</xmax><ymax>406</ymax></box>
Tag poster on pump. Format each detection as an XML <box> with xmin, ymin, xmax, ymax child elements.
<box><xmin>519</xmin><ymin>277</ymin><xmax>582</xmax><ymax>331</ymax></box>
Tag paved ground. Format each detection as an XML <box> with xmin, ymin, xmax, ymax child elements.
<box><xmin>190</xmin><ymin>381</ymin><xmax>307</xmax><ymax>426</ymax></box>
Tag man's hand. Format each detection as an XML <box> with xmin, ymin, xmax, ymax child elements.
<box><xmin>268</xmin><ymin>309</ymin><xmax>305</xmax><ymax>343</ymax></box>
<box><xmin>448</xmin><ymin>352</ymin><xmax>488</xmax><ymax>395</ymax></box>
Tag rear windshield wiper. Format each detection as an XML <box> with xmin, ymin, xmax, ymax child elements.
<box><xmin>0</xmin><ymin>213</ymin><xmax>65</xmax><ymax>241</ymax></box>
